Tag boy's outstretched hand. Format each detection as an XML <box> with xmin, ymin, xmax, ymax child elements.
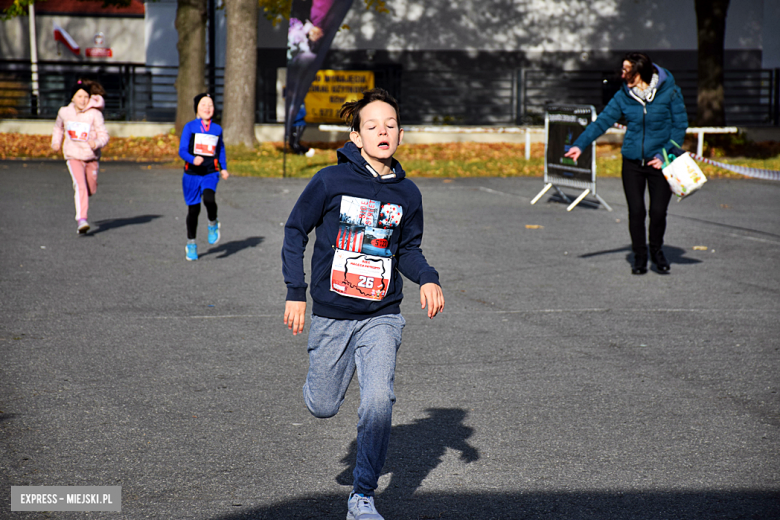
<box><xmin>284</xmin><ymin>300</ymin><xmax>307</xmax><ymax>335</ymax></box>
<box><xmin>420</xmin><ymin>283</ymin><xmax>444</xmax><ymax>319</ymax></box>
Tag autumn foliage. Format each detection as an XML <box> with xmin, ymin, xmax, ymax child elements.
<box><xmin>1</xmin><ymin>132</ymin><xmax>777</xmax><ymax>179</ymax></box>
<box><xmin>0</xmin><ymin>133</ymin><xmax>180</xmax><ymax>161</ymax></box>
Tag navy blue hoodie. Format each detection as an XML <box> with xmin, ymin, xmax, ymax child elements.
<box><xmin>282</xmin><ymin>141</ymin><xmax>440</xmax><ymax>320</ymax></box>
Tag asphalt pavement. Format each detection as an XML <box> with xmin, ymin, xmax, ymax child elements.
<box><xmin>1</xmin><ymin>160</ymin><xmax>779</xmax><ymax>519</ymax></box>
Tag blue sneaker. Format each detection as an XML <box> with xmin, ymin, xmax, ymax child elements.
<box><xmin>207</xmin><ymin>220</ymin><xmax>221</xmax><ymax>245</ymax></box>
<box><xmin>185</xmin><ymin>243</ymin><xmax>198</xmax><ymax>261</ymax></box>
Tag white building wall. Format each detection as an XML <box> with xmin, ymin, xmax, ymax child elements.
<box><xmin>0</xmin><ymin>13</ymin><xmax>144</xmax><ymax>62</ymax></box>
<box><xmin>1</xmin><ymin>0</ymin><xmax>774</xmax><ymax>69</ymax></box>
<box><xmin>330</xmin><ymin>0</ymin><xmax>761</xmax><ymax>52</ymax></box>
<box><xmin>762</xmin><ymin>0</ymin><xmax>780</xmax><ymax>68</ymax></box>
<box><xmin>144</xmin><ymin>0</ymin><xmax>226</xmax><ymax>68</ymax></box>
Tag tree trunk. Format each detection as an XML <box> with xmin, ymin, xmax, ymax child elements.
<box><xmin>695</xmin><ymin>0</ymin><xmax>730</xmax><ymax>126</ymax></box>
<box><xmin>222</xmin><ymin>0</ymin><xmax>258</xmax><ymax>147</ymax></box>
<box><xmin>174</xmin><ymin>0</ymin><xmax>208</xmax><ymax>135</ymax></box>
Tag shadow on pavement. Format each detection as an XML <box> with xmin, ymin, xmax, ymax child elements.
<box><xmin>546</xmin><ymin>192</ymin><xmax>607</xmax><ymax>211</ymax></box>
<box><xmin>208</xmin><ymin>407</ymin><xmax>776</xmax><ymax>518</ymax></box>
<box><xmin>578</xmin><ymin>246</ymin><xmax>633</xmax><ymax>259</ymax></box>
<box><xmin>91</xmin><ymin>214</ymin><xmax>162</xmax><ymax>235</ymax></box>
<box><xmin>212</xmin><ymin>490</ymin><xmax>780</xmax><ymax>519</ymax></box>
<box><xmin>579</xmin><ymin>245</ymin><xmax>702</xmax><ymax>270</ymax></box>
<box><xmin>200</xmin><ymin>237</ymin><xmax>265</xmax><ymax>259</ymax></box>
<box><xmin>336</xmin><ymin>408</ymin><xmax>479</xmax><ymax>493</ymax></box>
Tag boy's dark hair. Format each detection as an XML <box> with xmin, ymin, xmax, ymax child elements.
<box><xmin>338</xmin><ymin>88</ymin><xmax>400</xmax><ymax>131</ymax></box>
<box><xmin>623</xmin><ymin>52</ymin><xmax>654</xmax><ymax>84</ymax></box>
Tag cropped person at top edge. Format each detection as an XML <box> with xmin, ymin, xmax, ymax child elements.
<box><xmin>564</xmin><ymin>52</ymin><xmax>688</xmax><ymax>275</ymax></box>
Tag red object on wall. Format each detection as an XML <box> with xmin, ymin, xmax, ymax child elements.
<box><xmin>53</xmin><ymin>23</ymin><xmax>80</xmax><ymax>55</ymax></box>
<box><xmin>86</xmin><ymin>48</ymin><xmax>113</xmax><ymax>57</ymax></box>
<box><xmin>0</xmin><ymin>0</ymin><xmax>144</xmax><ymax>16</ymax></box>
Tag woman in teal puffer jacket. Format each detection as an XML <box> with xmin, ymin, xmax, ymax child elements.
<box><xmin>565</xmin><ymin>52</ymin><xmax>688</xmax><ymax>275</ymax></box>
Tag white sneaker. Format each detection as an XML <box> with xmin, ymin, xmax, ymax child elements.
<box><xmin>77</xmin><ymin>219</ymin><xmax>90</xmax><ymax>234</ymax></box>
<box><xmin>347</xmin><ymin>492</ymin><xmax>384</xmax><ymax>520</ymax></box>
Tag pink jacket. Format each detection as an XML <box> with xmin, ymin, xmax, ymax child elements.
<box><xmin>52</xmin><ymin>95</ymin><xmax>109</xmax><ymax>161</ymax></box>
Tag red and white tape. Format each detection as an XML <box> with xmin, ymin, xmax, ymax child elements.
<box><xmin>688</xmin><ymin>153</ymin><xmax>780</xmax><ymax>181</ymax></box>
<box><xmin>609</xmin><ymin>123</ymin><xmax>780</xmax><ymax>181</ymax></box>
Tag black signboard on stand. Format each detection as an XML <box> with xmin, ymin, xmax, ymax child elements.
<box><xmin>531</xmin><ymin>104</ymin><xmax>612</xmax><ymax>211</ymax></box>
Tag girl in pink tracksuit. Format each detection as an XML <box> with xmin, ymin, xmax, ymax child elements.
<box><xmin>51</xmin><ymin>79</ymin><xmax>110</xmax><ymax>234</ymax></box>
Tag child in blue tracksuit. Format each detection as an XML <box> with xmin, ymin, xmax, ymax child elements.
<box><xmin>179</xmin><ymin>93</ymin><xmax>229</xmax><ymax>261</ymax></box>
<box><xmin>282</xmin><ymin>88</ymin><xmax>445</xmax><ymax>520</ymax></box>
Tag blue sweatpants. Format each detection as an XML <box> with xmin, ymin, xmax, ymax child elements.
<box><xmin>303</xmin><ymin>313</ymin><xmax>405</xmax><ymax>496</ymax></box>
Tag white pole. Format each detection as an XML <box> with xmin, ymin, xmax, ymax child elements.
<box><xmin>525</xmin><ymin>128</ymin><xmax>531</xmax><ymax>160</ymax></box>
<box><xmin>28</xmin><ymin>2</ymin><xmax>40</xmax><ymax>115</ymax></box>
<box><xmin>697</xmin><ymin>131</ymin><xmax>704</xmax><ymax>157</ymax></box>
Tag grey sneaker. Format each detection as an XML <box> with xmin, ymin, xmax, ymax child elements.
<box><xmin>347</xmin><ymin>492</ymin><xmax>384</xmax><ymax>520</ymax></box>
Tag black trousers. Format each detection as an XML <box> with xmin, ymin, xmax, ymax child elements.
<box><xmin>621</xmin><ymin>157</ymin><xmax>673</xmax><ymax>256</ymax></box>
<box><xmin>289</xmin><ymin>125</ymin><xmax>306</xmax><ymax>154</ymax></box>
<box><xmin>186</xmin><ymin>188</ymin><xmax>217</xmax><ymax>239</ymax></box>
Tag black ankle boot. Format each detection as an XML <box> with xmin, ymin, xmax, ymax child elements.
<box><xmin>632</xmin><ymin>254</ymin><xmax>648</xmax><ymax>275</ymax></box>
<box><xmin>650</xmin><ymin>248</ymin><xmax>670</xmax><ymax>272</ymax></box>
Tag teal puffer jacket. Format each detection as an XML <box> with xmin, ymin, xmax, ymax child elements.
<box><xmin>573</xmin><ymin>66</ymin><xmax>688</xmax><ymax>161</ymax></box>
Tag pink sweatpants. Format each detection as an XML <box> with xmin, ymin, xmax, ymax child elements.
<box><xmin>67</xmin><ymin>159</ymin><xmax>99</xmax><ymax>221</ymax></box>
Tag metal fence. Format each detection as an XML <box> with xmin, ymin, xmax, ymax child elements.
<box><xmin>398</xmin><ymin>69</ymin><xmax>517</xmax><ymax>125</ymax></box>
<box><xmin>2</xmin><ymin>60</ymin><xmax>778</xmax><ymax>127</ymax></box>
<box><xmin>521</xmin><ymin>68</ymin><xmax>780</xmax><ymax>126</ymax></box>
<box><xmin>0</xmin><ymin>60</ymin><xmax>224</xmax><ymax>122</ymax></box>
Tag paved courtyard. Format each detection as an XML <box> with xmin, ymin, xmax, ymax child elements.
<box><xmin>1</xmin><ymin>160</ymin><xmax>779</xmax><ymax>519</ymax></box>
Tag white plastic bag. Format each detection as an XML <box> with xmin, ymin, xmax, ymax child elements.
<box><xmin>662</xmin><ymin>150</ymin><xmax>707</xmax><ymax>200</ymax></box>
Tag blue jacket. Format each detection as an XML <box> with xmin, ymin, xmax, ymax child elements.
<box><xmin>282</xmin><ymin>141</ymin><xmax>440</xmax><ymax>320</ymax></box>
<box><xmin>293</xmin><ymin>104</ymin><xmax>306</xmax><ymax>127</ymax></box>
<box><xmin>573</xmin><ymin>65</ymin><xmax>688</xmax><ymax>161</ymax></box>
<box><xmin>179</xmin><ymin>118</ymin><xmax>228</xmax><ymax>175</ymax></box>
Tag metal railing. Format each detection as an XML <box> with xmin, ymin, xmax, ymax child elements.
<box><xmin>0</xmin><ymin>60</ymin><xmax>224</xmax><ymax>122</ymax></box>
<box><xmin>1</xmin><ymin>60</ymin><xmax>778</xmax><ymax>127</ymax></box>
<box><xmin>521</xmin><ymin>68</ymin><xmax>780</xmax><ymax>127</ymax></box>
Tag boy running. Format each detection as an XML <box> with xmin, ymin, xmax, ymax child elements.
<box><xmin>282</xmin><ymin>88</ymin><xmax>444</xmax><ymax>520</ymax></box>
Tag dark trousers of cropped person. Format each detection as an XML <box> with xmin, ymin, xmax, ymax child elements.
<box><xmin>289</xmin><ymin>125</ymin><xmax>306</xmax><ymax>155</ymax></box>
<box><xmin>186</xmin><ymin>189</ymin><xmax>217</xmax><ymax>240</ymax></box>
<box><xmin>621</xmin><ymin>157</ymin><xmax>673</xmax><ymax>259</ymax></box>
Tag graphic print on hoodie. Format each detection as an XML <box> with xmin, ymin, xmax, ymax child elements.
<box><xmin>332</xmin><ymin>195</ymin><xmax>403</xmax><ymax>301</ymax></box>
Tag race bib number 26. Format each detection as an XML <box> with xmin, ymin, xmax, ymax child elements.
<box><xmin>330</xmin><ymin>250</ymin><xmax>391</xmax><ymax>301</ymax></box>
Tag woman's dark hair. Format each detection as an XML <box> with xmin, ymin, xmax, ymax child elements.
<box><xmin>623</xmin><ymin>52</ymin><xmax>654</xmax><ymax>84</ymax></box>
<box><xmin>338</xmin><ymin>88</ymin><xmax>400</xmax><ymax>131</ymax></box>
